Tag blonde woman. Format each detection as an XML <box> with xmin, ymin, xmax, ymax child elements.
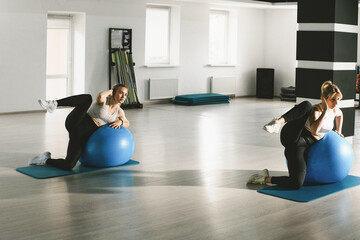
<box><xmin>247</xmin><ymin>81</ymin><xmax>343</xmax><ymax>189</ymax></box>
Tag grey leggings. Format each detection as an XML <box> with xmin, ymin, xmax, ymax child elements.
<box><xmin>270</xmin><ymin>101</ymin><xmax>317</xmax><ymax>189</ymax></box>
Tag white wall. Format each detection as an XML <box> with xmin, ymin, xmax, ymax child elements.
<box><xmin>237</xmin><ymin>7</ymin><xmax>266</xmax><ymax>95</ymax></box>
<box><xmin>0</xmin><ymin>0</ymin><xmax>297</xmax><ymax>113</ymax></box>
<box><xmin>0</xmin><ymin>4</ymin><xmax>47</xmax><ymax>113</ymax></box>
<box><xmin>134</xmin><ymin>2</ymin><xmax>267</xmax><ymax>101</ymax></box>
<box><xmin>71</xmin><ymin>13</ymin><xmax>86</xmax><ymax>96</ymax></box>
<box><xmin>264</xmin><ymin>8</ymin><xmax>297</xmax><ymax>96</ymax></box>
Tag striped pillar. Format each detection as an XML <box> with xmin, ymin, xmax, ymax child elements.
<box><xmin>296</xmin><ymin>0</ymin><xmax>358</xmax><ymax>137</ymax></box>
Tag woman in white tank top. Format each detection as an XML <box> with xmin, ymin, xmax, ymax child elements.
<box><xmin>28</xmin><ymin>84</ymin><xmax>130</xmax><ymax>170</ymax></box>
<box><xmin>304</xmin><ymin>94</ymin><xmax>343</xmax><ymax>140</ymax></box>
<box><xmin>247</xmin><ymin>81</ymin><xmax>344</xmax><ymax>189</ymax></box>
<box><xmin>88</xmin><ymin>84</ymin><xmax>130</xmax><ymax>129</ymax></box>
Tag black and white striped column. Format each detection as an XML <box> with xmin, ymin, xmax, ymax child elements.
<box><xmin>296</xmin><ymin>0</ymin><xmax>358</xmax><ymax>137</ymax></box>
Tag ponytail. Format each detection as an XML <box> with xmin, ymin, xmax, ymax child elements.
<box><xmin>321</xmin><ymin>81</ymin><xmax>342</xmax><ymax>100</ymax></box>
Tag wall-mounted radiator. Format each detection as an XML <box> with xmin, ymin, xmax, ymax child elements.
<box><xmin>210</xmin><ymin>76</ymin><xmax>236</xmax><ymax>96</ymax></box>
<box><xmin>149</xmin><ymin>78</ymin><xmax>179</xmax><ymax>100</ymax></box>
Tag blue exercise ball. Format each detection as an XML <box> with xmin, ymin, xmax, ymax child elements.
<box><xmin>79</xmin><ymin>125</ymin><xmax>135</xmax><ymax>167</ymax></box>
<box><xmin>304</xmin><ymin>131</ymin><xmax>353</xmax><ymax>184</ymax></box>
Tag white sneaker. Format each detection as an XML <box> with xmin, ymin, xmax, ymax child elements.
<box><xmin>38</xmin><ymin>99</ymin><xmax>58</xmax><ymax>113</ymax></box>
<box><xmin>28</xmin><ymin>152</ymin><xmax>51</xmax><ymax>165</ymax></box>
<box><xmin>246</xmin><ymin>169</ymin><xmax>269</xmax><ymax>185</ymax></box>
<box><xmin>263</xmin><ymin>118</ymin><xmax>282</xmax><ymax>133</ymax></box>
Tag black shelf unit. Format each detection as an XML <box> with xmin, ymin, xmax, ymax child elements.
<box><xmin>109</xmin><ymin>28</ymin><xmax>142</xmax><ymax>109</ymax></box>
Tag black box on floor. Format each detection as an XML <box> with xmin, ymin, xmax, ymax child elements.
<box><xmin>256</xmin><ymin>68</ymin><xmax>274</xmax><ymax>99</ymax></box>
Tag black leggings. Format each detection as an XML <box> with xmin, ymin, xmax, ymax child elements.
<box><xmin>270</xmin><ymin>101</ymin><xmax>317</xmax><ymax>189</ymax></box>
<box><xmin>46</xmin><ymin>94</ymin><xmax>99</xmax><ymax>170</ymax></box>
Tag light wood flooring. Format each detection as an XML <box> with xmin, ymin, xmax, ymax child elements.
<box><xmin>1</xmin><ymin>97</ymin><xmax>360</xmax><ymax>240</ymax></box>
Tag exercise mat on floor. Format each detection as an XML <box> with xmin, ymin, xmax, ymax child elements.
<box><xmin>173</xmin><ymin>93</ymin><xmax>230</xmax><ymax>105</ymax></box>
<box><xmin>16</xmin><ymin>160</ymin><xmax>139</xmax><ymax>179</ymax></box>
<box><xmin>258</xmin><ymin>175</ymin><xmax>360</xmax><ymax>202</ymax></box>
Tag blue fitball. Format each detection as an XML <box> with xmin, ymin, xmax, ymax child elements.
<box><xmin>79</xmin><ymin>125</ymin><xmax>135</xmax><ymax>167</ymax></box>
<box><xmin>305</xmin><ymin>131</ymin><xmax>353</xmax><ymax>184</ymax></box>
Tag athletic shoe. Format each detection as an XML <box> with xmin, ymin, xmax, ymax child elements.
<box><xmin>38</xmin><ymin>99</ymin><xmax>58</xmax><ymax>113</ymax></box>
<box><xmin>28</xmin><ymin>152</ymin><xmax>51</xmax><ymax>165</ymax></box>
<box><xmin>246</xmin><ymin>169</ymin><xmax>269</xmax><ymax>185</ymax></box>
<box><xmin>263</xmin><ymin>118</ymin><xmax>282</xmax><ymax>133</ymax></box>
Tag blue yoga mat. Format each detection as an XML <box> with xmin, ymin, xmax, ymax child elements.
<box><xmin>258</xmin><ymin>175</ymin><xmax>360</xmax><ymax>202</ymax></box>
<box><xmin>16</xmin><ymin>160</ymin><xmax>140</xmax><ymax>179</ymax></box>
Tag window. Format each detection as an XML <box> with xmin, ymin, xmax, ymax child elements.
<box><xmin>209</xmin><ymin>9</ymin><xmax>237</xmax><ymax>66</ymax></box>
<box><xmin>145</xmin><ymin>5</ymin><xmax>180</xmax><ymax>66</ymax></box>
<box><xmin>46</xmin><ymin>16</ymin><xmax>72</xmax><ymax>99</ymax></box>
<box><xmin>209</xmin><ymin>10</ymin><xmax>228</xmax><ymax>64</ymax></box>
<box><xmin>145</xmin><ymin>6</ymin><xmax>170</xmax><ymax>64</ymax></box>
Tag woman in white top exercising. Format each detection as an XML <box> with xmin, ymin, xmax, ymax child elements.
<box><xmin>247</xmin><ymin>81</ymin><xmax>343</xmax><ymax>189</ymax></box>
<box><xmin>28</xmin><ymin>84</ymin><xmax>130</xmax><ymax>170</ymax></box>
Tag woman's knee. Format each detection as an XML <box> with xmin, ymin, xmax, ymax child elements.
<box><xmin>62</xmin><ymin>161</ymin><xmax>77</xmax><ymax>171</ymax></box>
<box><xmin>288</xmin><ymin>171</ymin><xmax>306</xmax><ymax>189</ymax></box>
<box><xmin>84</xmin><ymin>94</ymin><xmax>92</xmax><ymax>102</ymax></box>
<box><xmin>82</xmin><ymin>94</ymin><xmax>93</xmax><ymax>107</ymax></box>
<box><xmin>300</xmin><ymin>100</ymin><xmax>312</xmax><ymax>112</ymax></box>
<box><xmin>288</xmin><ymin>179</ymin><xmax>304</xmax><ymax>190</ymax></box>
<box><xmin>71</xmin><ymin>94</ymin><xmax>93</xmax><ymax>112</ymax></box>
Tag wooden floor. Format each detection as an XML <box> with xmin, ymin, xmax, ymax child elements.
<box><xmin>2</xmin><ymin>97</ymin><xmax>360</xmax><ymax>240</ymax></box>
